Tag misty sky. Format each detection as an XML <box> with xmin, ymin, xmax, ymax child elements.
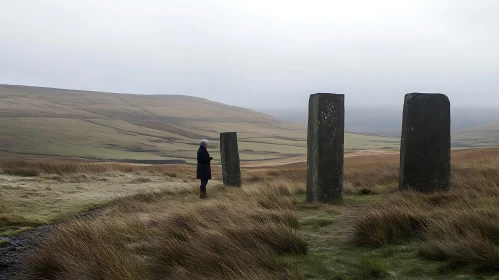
<box><xmin>1</xmin><ymin>0</ymin><xmax>498</xmax><ymax>110</ymax></box>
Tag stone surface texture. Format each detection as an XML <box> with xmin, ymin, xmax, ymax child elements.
<box><xmin>399</xmin><ymin>93</ymin><xmax>451</xmax><ymax>192</ymax></box>
<box><xmin>220</xmin><ymin>132</ymin><xmax>242</xmax><ymax>187</ymax></box>
<box><xmin>307</xmin><ymin>93</ymin><xmax>345</xmax><ymax>202</ymax></box>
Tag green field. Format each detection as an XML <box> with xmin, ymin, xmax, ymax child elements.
<box><xmin>0</xmin><ymin>85</ymin><xmax>398</xmax><ymax>163</ymax></box>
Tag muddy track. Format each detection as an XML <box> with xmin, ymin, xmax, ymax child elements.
<box><xmin>0</xmin><ymin>208</ymin><xmax>104</xmax><ymax>280</ymax></box>
<box><xmin>0</xmin><ymin>225</ymin><xmax>55</xmax><ymax>280</ymax></box>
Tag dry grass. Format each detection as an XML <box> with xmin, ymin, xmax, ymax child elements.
<box><xmin>242</xmin><ymin>152</ymin><xmax>399</xmax><ymax>196</ymax></box>
<box><xmin>343</xmin><ymin>154</ymin><xmax>399</xmax><ymax>195</ymax></box>
<box><xmin>5</xmin><ymin>148</ymin><xmax>499</xmax><ymax>278</ymax></box>
<box><xmin>351</xmin><ymin>148</ymin><xmax>499</xmax><ymax>271</ymax></box>
<box><xmin>0</xmin><ymin>169</ymin><xmax>200</xmax><ymax>234</ymax></box>
<box><xmin>0</xmin><ymin>160</ymin><xmax>196</xmax><ymax>177</ymax></box>
<box><xmin>23</xmin><ymin>186</ymin><xmax>306</xmax><ymax>280</ymax></box>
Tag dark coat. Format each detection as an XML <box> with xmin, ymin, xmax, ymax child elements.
<box><xmin>196</xmin><ymin>145</ymin><xmax>212</xmax><ymax>180</ymax></box>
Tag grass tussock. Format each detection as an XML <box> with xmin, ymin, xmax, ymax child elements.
<box><xmin>354</xmin><ymin>257</ymin><xmax>389</xmax><ymax>279</ymax></box>
<box><xmin>242</xmin><ymin>169</ymin><xmax>306</xmax><ymax>196</ymax></box>
<box><xmin>244</xmin><ymin>153</ymin><xmax>400</xmax><ymax>196</ymax></box>
<box><xmin>2</xmin><ymin>167</ymin><xmax>40</xmax><ymax>177</ymax></box>
<box><xmin>351</xmin><ymin>149</ymin><xmax>499</xmax><ymax>272</ymax></box>
<box><xmin>23</xmin><ymin>185</ymin><xmax>307</xmax><ymax>280</ymax></box>
<box><xmin>129</xmin><ymin>176</ymin><xmax>152</xmax><ymax>184</ymax></box>
<box><xmin>351</xmin><ymin>201</ymin><xmax>427</xmax><ymax>246</ymax></box>
<box><xmin>25</xmin><ymin>216</ymin><xmax>150</xmax><ymax>279</ymax></box>
<box><xmin>0</xmin><ymin>160</ymin><xmax>196</xmax><ymax>177</ymax></box>
<box><xmin>344</xmin><ymin>155</ymin><xmax>399</xmax><ymax>195</ymax></box>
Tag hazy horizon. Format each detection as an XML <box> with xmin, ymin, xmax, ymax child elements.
<box><xmin>2</xmin><ymin>83</ymin><xmax>497</xmax><ymax>138</ymax></box>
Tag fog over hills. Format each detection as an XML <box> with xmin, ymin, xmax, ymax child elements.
<box><xmin>257</xmin><ymin>105</ymin><xmax>499</xmax><ymax>138</ymax></box>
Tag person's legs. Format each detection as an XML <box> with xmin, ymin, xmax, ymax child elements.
<box><xmin>203</xmin><ymin>179</ymin><xmax>209</xmax><ymax>197</ymax></box>
<box><xmin>199</xmin><ymin>180</ymin><xmax>203</xmax><ymax>198</ymax></box>
<box><xmin>200</xmin><ymin>179</ymin><xmax>208</xmax><ymax>199</ymax></box>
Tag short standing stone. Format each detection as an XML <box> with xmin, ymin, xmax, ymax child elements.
<box><xmin>220</xmin><ymin>132</ymin><xmax>242</xmax><ymax>187</ymax></box>
<box><xmin>399</xmin><ymin>93</ymin><xmax>451</xmax><ymax>192</ymax></box>
<box><xmin>307</xmin><ymin>93</ymin><xmax>345</xmax><ymax>202</ymax></box>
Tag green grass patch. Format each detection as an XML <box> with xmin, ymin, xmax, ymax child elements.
<box><xmin>0</xmin><ymin>239</ymin><xmax>9</xmax><ymax>247</ymax></box>
<box><xmin>292</xmin><ymin>195</ymin><xmax>498</xmax><ymax>279</ymax></box>
<box><xmin>0</xmin><ymin>173</ymin><xmax>203</xmax><ymax>237</ymax></box>
<box><xmin>0</xmin><ymin>226</ymin><xmax>34</xmax><ymax>237</ymax></box>
<box><xmin>354</xmin><ymin>256</ymin><xmax>389</xmax><ymax>279</ymax></box>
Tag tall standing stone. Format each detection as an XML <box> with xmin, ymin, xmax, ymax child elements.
<box><xmin>307</xmin><ymin>93</ymin><xmax>345</xmax><ymax>202</ymax></box>
<box><xmin>399</xmin><ymin>93</ymin><xmax>451</xmax><ymax>192</ymax></box>
<box><xmin>220</xmin><ymin>132</ymin><xmax>242</xmax><ymax>187</ymax></box>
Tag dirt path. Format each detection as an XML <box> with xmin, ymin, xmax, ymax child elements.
<box><xmin>0</xmin><ymin>225</ymin><xmax>55</xmax><ymax>280</ymax></box>
<box><xmin>0</xmin><ymin>208</ymin><xmax>104</xmax><ymax>279</ymax></box>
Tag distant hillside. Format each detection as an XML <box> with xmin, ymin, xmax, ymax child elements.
<box><xmin>259</xmin><ymin>106</ymin><xmax>499</xmax><ymax>138</ymax></box>
<box><xmin>0</xmin><ymin>85</ymin><xmax>398</xmax><ymax>163</ymax></box>
<box><xmin>453</xmin><ymin>122</ymin><xmax>499</xmax><ymax>148</ymax></box>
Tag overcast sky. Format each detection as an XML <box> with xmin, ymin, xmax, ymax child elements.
<box><xmin>1</xmin><ymin>0</ymin><xmax>498</xmax><ymax>109</ymax></box>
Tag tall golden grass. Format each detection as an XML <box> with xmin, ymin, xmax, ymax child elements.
<box><xmin>0</xmin><ymin>160</ymin><xmax>198</xmax><ymax>178</ymax></box>
<box><xmin>351</xmin><ymin>149</ymin><xmax>499</xmax><ymax>271</ymax></box>
<box><xmin>10</xmin><ymin>148</ymin><xmax>499</xmax><ymax>277</ymax></box>
<box><xmin>23</xmin><ymin>186</ymin><xmax>306</xmax><ymax>280</ymax></box>
<box><xmin>242</xmin><ymin>152</ymin><xmax>399</xmax><ymax>195</ymax></box>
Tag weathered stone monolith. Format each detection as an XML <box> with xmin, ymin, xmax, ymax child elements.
<box><xmin>399</xmin><ymin>93</ymin><xmax>451</xmax><ymax>192</ymax></box>
<box><xmin>307</xmin><ymin>93</ymin><xmax>345</xmax><ymax>202</ymax></box>
<box><xmin>220</xmin><ymin>132</ymin><xmax>241</xmax><ymax>187</ymax></box>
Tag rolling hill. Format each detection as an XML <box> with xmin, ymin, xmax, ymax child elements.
<box><xmin>0</xmin><ymin>85</ymin><xmax>399</xmax><ymax>163</ymax></box>
<box><xmin>453</xmin><ymin>122</ymin><xmax>499</xmax><ymax>148</ymax></box>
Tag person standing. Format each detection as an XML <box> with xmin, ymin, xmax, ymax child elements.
<box><xmin>197</xmin><ymin>139</ymin><xmax>212</xmax><ymax>199</ymax></box>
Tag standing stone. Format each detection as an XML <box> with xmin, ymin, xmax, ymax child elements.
<box><xmin>399</xmin><ymin>93</ymin><xmax>451</xmax><ymax>192</ymax></box>
<box><xmin>220</xmin><ymin>132</ymin><xmax>242</xmax><ymax>187</ymax></box>
<box><xmin>307</xmin><ymin>93</ymin><xmax>345</xmax><ymax>202</ymax></box>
